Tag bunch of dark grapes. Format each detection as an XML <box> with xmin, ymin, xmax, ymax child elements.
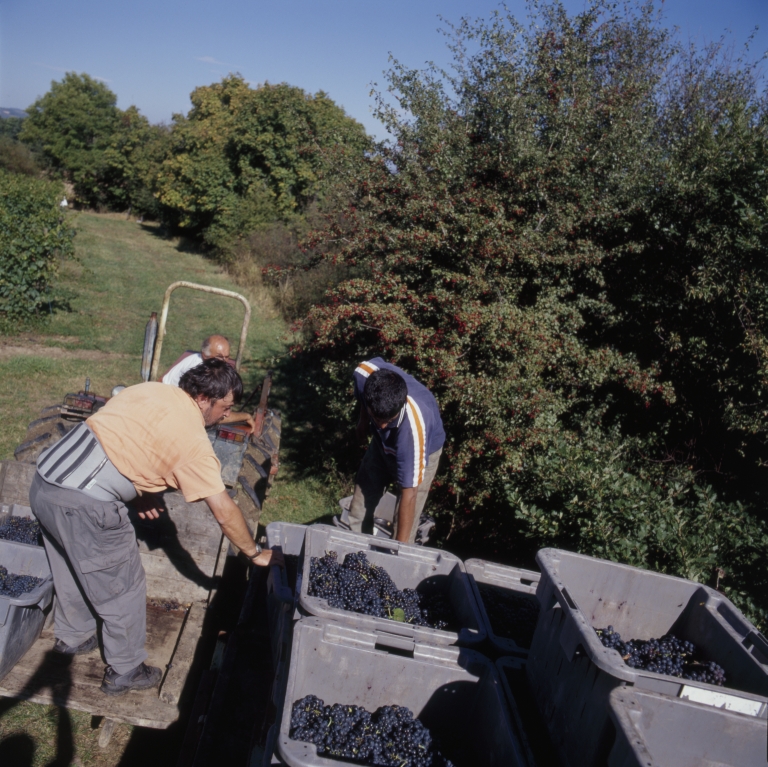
<box><xmin>0</xmin><ymin>517</ymin><xmax>41</xmax><ymax>546</ymax></box>
<box><xmin>0</xmin><ymin>565</ymin><xmax>44</xmax><ymax>598</ymax></box>
<box><xmin>595</xmin><ymin>626</ymin><xmax>726</xmax><ymax>686</ymax></box>
<box><xmin>477</xmin><ymin>583</ymin><xmax>540</xmax><ymax>648</ymax></box>
<box><xmin>308</xmin><ymin>551</ymin><xmax>455</xmax><ymax>630</ymax></box>
<box><xmin>290</xmin><ymin>695</ymin><xmax>454</xmax><ymax>767</ymax></box>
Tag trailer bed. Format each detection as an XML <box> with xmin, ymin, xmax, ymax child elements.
<box><xmin>0</xmin><ymin>460</ymin><xmax>229</xmax><ymax>733</ymax></box>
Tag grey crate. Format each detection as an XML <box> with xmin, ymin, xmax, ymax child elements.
<box><xmin>299</xmin><ymin>524</ymin><xmax>485</xmax><ymax>646</ymax></box>
<box><xmin>0</xmin><ymin>539</ymin><xmax>54</xmax><ymax>682</ymax></box>
<box><xmin>266</xmin><ymin>522</ymin><xmax>307</xmax><ymax>667</ymax></box>
<box><xmin>465</xmin><ymin>559</ymin><xmax>540</xmax><ymax>656</ymax></box>
<box><xmin>277</xmin><ymin>617</ymin><xmax>526</xmax><ymax>767</ymax></box>
<box><xmin>0</xmin><ymin>504</ymin><xmax>42</xmax><ymax>549</ymax></box>
<box><xmin>606</xmin><ymin>687</ymin><xmax>768</xmax><ymax>766</ymax></box>
<box><xmin>527</xmin><ymin>548</ymin><xmax>768</xmax><ymax>767</ymax></box>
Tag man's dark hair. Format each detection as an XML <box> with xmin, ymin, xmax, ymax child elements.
<box><xmin>364</xmin><ymin>369</ymin><xmax>407</xmax><ymax>420</ymax></box>
<box><xmin>179</xmin><ymin>358</ymin><xmax>243</xmax><ymax>403</ymax></box>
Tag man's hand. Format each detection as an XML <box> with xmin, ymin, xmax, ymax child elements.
<box><xmin>220</xmin><ymin>411</ymin><xmax>256</xmax><ymax>434</ymax></box>
<box><xmin>135</xmin><ymin>493</ymin><xmax>166</xmax><ymax>520</ymax></box>
<box><xmin>251</xmin><ymin>548</ymin><xmax>284</xmax><ymax>568</ymax></box>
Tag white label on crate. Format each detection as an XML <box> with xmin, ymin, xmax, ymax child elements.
<box><xmin>679</xmin><ymin>685</ymin><xmax>763</xmax><ymax>716</ymax></box>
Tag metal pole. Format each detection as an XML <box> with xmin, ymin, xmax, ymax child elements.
<box><xmin>148</xmin><ymin>281</ymin><xmax>252</xmax><ymax>382</ymax></box>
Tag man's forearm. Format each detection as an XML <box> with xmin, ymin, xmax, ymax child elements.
<box><xmin>221</xmin><ymin>412</ymin><xmax>255</xmax><ymax>429</ymax></box>
<box><xmin>396</xmin><ymin>487</ymin><xmax>418</xmax><ymax>543</ymax></box>
<box><xmin>205</xmin><ymin>490</ymin><xmax>258</xmax><ymax>556</ymax></box>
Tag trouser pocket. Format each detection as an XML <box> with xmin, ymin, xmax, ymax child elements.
<box><xmin>67</xmin><ymin>502</ymin><xmax>142</xmax><ymax>606</ymax></box>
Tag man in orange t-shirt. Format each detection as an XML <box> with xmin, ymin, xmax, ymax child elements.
<box><xmin>30</xmin><ymin>359</ymin><xmax>279</xmax><ymax>697</ymax></box>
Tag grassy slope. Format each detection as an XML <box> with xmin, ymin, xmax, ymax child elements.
<box><xmin>0</xmin><ymin>212</ymin><xmax>343</xmax><ymax>766</ymax></box>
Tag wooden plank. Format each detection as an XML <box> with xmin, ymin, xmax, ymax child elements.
<box><xmin>0</xmin><ymin>603</ymin><xmax>200</xmax><ymax>729</ymax></box>
<box><xmin>0</xmin><ymin>461</ymin><xmax>36</xmax><ymax>506</ymax></box>
<box><xmin>159</xmin><ymin>602</ymin><xmax>206</xmax><ymax>706</ymax></box>
<box><xmin>97</xmin><ymin>717</ymin><xmax>117</xmax><ymax>748</ymax></box>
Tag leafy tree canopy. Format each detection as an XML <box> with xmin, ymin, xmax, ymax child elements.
<box><xmin>295</xmin><ymin>1</ymin><xmax>768</xmax><ymax>625</ymax></box>
<box><xmin>101</xmin><ymin>107</ymin><xmax>171</xmax><ymax>217</ymax></box>
<box><xmin>20</xmin><ymin>73</ymin><xmax>121</xmax><ymax>207</ymax></box>
<box><xmin>156</xmin><ymin>75</ymin><xmax>370</xmax><ymax>250</ymax></box>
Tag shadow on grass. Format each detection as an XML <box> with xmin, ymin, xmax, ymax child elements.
<box><xmin>139</xmin><ymin>224</ymin><xmax>209</xmax><ymax>256</ymax></box>
<box><xmin>0</xmin><ymin>650</ymin><xmax>76</xmax><ymax>767</ymax></box>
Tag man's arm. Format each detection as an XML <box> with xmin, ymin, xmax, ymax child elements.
<box><xmin>220</xmin><ymin>411</ymin><xmax>255</xmax><ymax>431</ymax></box>
<box><xmin>356</xmin><ymin>404</ymin><xmax>369</xmax><ymax>445</ymax></box>
<box><xmin>205</xmin><ymin>490</ymin><xmax>281</xmax><ymax>567</ymax></box>
<box><xmin>395</xmin><ymin>486</ymin><xmax>418</xmax><ymax>543</ymax></box>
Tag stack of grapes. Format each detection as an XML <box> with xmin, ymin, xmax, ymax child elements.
<box><xmin>477</xmin><ymin>583</ymin><xmax>539</xmax><ymax>648</ymax></box>
<box><xmin>308</xmin><ymin>551</ymin><xmax>455</xmax><ymax>630</ymax></box>
<box><xmin>0</xmin><ymin>517</ymin><xmax>41</xmax><ymax>546</ymax></box>
<box><xmin>595</xmin><ymin>625</ymin><xmax>726</xmax><ymax>685</ymax></box>
<box><xmin>0</xmin><ymin>565</ymin><xmax>44</xmax><ymax>598</ymax></box>
<box><xmin>290</xmin><ymin>695</ymin><xmax>454</xmax><ymax>767</ymax></box>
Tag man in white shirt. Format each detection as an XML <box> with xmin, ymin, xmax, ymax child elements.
<box><xmin>162</xmin><ymin>335</ymin><xmax>254</xmax><ymax>430</ymax></box>
<box><xmin>162</xmin><ymin>334</ymin><xmax>231</xmax><ymax>386</ymax></box>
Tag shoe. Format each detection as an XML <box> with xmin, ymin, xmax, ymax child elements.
<box><xmin>100</xmin><ymin>662</ymin><xmax>162</xmax><ymax>697</ymax></box>
<box><xmin>53</xmin><ymin>635</ymin><xmax>98</xmax><ymax>655</ymax></box>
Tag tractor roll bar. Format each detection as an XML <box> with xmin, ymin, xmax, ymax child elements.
<box><xmin>149</xmin><ymin>281</ymin><xmax>252</xmax><ymax>382</ymax></box>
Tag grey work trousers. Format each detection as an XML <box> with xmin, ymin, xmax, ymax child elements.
<box><xmin>29</xmin><ymin>473</ymin><xmax>148</xmax><ymax>674</ymax></box>
<box><xmin>348</xmin><ymin>437</ymin><xmax>442</xmax><ymax>543</ymax></box>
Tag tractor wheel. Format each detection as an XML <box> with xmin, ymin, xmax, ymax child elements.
<box><xmin>14</xmin><ymin>407</ymin><xmax>77</xmax><ymax>464</ymax></box>
<box><xmin>235</xmin><ymin>409</ymin><xmax>281</xmax><ymax>528</ymax></box>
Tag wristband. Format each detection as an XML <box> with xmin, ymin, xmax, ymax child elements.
<box><xmin>248</xmin><ymin>543</ymin><xmax>263</xmax><ymax>561</ymax></box>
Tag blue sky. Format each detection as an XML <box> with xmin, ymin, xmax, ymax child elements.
<box><xmin>1</xmin><ymin>0</ymin><xmax>765</xmax><ymax>139</ymax></box>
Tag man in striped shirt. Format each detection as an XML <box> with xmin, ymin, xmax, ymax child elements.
<box><xmin>349</xmin><ymin>358</ymin><xmax>445</xmax><ymax>543</ymax></box>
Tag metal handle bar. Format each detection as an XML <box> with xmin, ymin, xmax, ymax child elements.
<box><xmin>149</xmin><ymin>281</ymin><xmax>252</xmax><ymax>382</ymax></box>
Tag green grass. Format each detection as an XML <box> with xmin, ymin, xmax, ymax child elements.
<box><xmin>0</xmin><ymin>211</ymin><xmax>347</xmax><ymax>765</ymax></box>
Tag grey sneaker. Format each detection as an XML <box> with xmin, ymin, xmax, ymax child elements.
<box><xmin>52</xmin><ymin>635</ymin><xmax>98</xmax><ymax>655</ymax></box>
<box><xmin>100</xmin><ymin>662</ymin><xmax>162</xmax><ymax>697</ymax></box>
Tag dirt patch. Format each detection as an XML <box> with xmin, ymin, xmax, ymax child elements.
<box><xmin>0</xmin><ymin>337</ymin><xmax>129</xmax><ymax>362</ymax></box>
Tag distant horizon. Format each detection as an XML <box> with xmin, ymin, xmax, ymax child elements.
<box><xmin>1</xmin><ymin>0</ymin><xmax>765</xmax><ymax>140</ymax></box>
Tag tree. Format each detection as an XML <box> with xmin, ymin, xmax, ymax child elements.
<box><xmin>294</xmin><ymin>1</ymin><xmax>768</xmax><ymax>625</ymax></box>
<box><xmin>20</xmin><ymin>73</ymin><xmax>120</xmax><ymax>207</ymax></box>
<box><xmin>0</xmin><ymin>116</ymin><xmax>25</xmax><ymax>140</ymax></box>
<box><xmin>156</xmin><ymin>76</ymin><xmax>370</xmax><ymax>251</ymax></box>
<box><xmin>101</xmin><ymin>107</ymin><xmax>171</xmax><ymax>216</ymax></box>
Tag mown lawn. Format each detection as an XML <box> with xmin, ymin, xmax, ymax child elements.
<box><xmin>0</xmin><ymin>211</ymin><xmax>346</xmax><ymax>766</ymax></box>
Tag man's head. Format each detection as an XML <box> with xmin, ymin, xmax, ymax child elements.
<box><xmin>179</xmin><ymin>358</ymin><xmax>243</xmax><ymax>426</ymax></box>
<box><xmin>201</xmin><ymin>334</ymin><xmax>231</xmax><ymax>362</ymax></box>
<box><xmin>363</xmin><ymin>369</ymin><xmax>407</xmax><ymax>427</ymax></box>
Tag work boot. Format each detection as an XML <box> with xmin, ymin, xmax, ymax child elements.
<box><xmin>100</xmin><ymin>662</ymin><xmax>162</xmax><ymax>697</ymax></box>
<box><xmin>52</xmin><ymin>635</ymin><xmax>99</xmax><ymax>655</ymax></box>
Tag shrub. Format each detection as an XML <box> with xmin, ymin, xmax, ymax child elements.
<box><xmin>0</xmin><ymin>170</ymin><xmax>75</xmax><ymax>319</ymax></box>
<box><xmin>292</xmin><ymin>1</ymin><xmax>768</xmax><ymax>627</ymax></box>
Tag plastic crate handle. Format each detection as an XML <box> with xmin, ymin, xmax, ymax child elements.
<box><xmin>743</xmin><ymin>631</ymin><xmax>768</xmax><ymax>666</ymax></box>
<box><xmin>368</xmin><ymin>538</ymin><xmax>401</xmax><ymax>555</ymax></box>
<box><xmin>373</xmin><ymin>633</ymin><xmax>416</xmax><ymax>654</ymax></box>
